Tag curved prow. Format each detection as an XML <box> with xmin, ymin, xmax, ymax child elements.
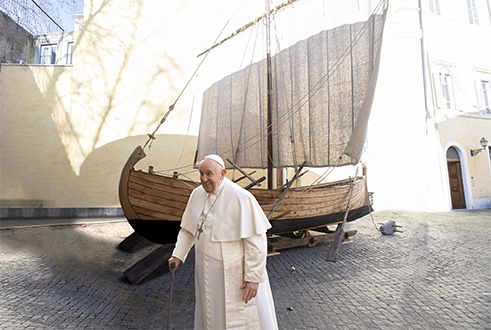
<box><xmin>119</xmin><ymin>146</ymin><xmax>146</xmax><ymax>220</ymax></box>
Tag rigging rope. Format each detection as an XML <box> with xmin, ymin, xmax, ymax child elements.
<box><xmin>173</xmin><ymin>95</ymin><xmax>196</xmax><ymax>170</ymax></box>
<box><xmin>142</xmin><ymin>14</ymin><xmax>237</xmax><ymax>151</ymax></box>
<box><xmin>145</xmin><ymin>0</ymin><xmax>386</xmax><ymax>183</ymax></box>
<box><xmin>141</xmin><ymin>0</ymin><xmax>260</xmax><ymax>172</ymax></box>
<box><xmin>210</xmin><ymin>0</ymin><xmax>386</xmax><ymax>170</ymax></box>
<box><xmin>234</xmin><ymin>22</ymin><xmax>262</xmax><ymax>165</ymax></box>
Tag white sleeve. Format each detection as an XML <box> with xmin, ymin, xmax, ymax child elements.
<box><xmin>171</xmin><ymin>228</ymin><xmax>196</xmax><ymax>263</ymax></box>
<box><xmin>243</xmin><ymin>232</ymin><xmax>268</xmax><ymax>283</ymax></box>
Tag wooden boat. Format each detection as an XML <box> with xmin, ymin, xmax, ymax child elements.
<box><xmin>119</xmin><ymin>0</ymin><xmax>388</xmax><ymax>245</ymax></box>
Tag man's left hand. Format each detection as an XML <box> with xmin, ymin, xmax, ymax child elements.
<box><xmin>241</xmin><ymin>281</ymin><xmax>259</xmax><ymax>303</ymax></box>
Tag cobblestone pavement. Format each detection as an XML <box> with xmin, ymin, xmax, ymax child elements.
<box><xmin>1</xmin><ymin>210</ymin><xmax>490</xmax><ymax>330</ymax></box>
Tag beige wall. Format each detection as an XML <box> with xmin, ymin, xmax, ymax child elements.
<box><xmin>0</xmin><ymin>0</ymin><xmax>217</xmax><ymax>209</ymax></box>
<box><xmin>439</xmin><ymin>116</ymin><xmax>491</xmax><ymax>209</ymax></box>
<box><xmin>0</xmin><ymin>63</ymin><xmax>199</xmax><ymax>208</ymax></box>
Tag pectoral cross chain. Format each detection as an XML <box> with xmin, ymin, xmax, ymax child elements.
<box><xmin>196</xmin><ymin>187</ymin><xmax>224</xmax><ymax>240</ymax></box>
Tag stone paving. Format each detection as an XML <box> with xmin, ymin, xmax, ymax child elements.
<box><xmin>0</xmin><ymin>210</ymin><xmax>490</xmax><ymax>329</ymax></box>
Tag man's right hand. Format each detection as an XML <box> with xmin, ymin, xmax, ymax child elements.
<box><xmin>168</xmin><ymin>256</ymin><xmax>182</xmax><ymax>272</ymax></box>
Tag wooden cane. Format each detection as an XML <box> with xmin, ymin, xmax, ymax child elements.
<box><xmin>167</xmin><ymin>264</ymin><xmax>176</xmax><ymax>329</ymax></box>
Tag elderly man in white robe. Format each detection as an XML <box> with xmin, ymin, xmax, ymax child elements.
<box><xmin>168</xmin><ymin>154</ymin><xmax>278</xmax><ymax>330</ymax></box>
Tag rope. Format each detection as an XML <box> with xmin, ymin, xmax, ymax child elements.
<box><xmin>198</xmin><ymin>0</ymin><xmax>387</xmax><ymax>169</ymax></box>
<box><xmin>145</xmin><ymin>0</ymin><xmax>387</xmax><ymax>178</ymax></box>
<box><xmin>174</xmin><ymin>95</ymin><xmax>196</xmax><ymax>169</ymax></box>
<box><xmin>142</xmin><ymin>11</ymin><xmax>237</xmax><ymax>151</ymax></box>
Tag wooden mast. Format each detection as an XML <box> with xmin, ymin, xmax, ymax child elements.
<box><xmin>265</xmin><ymin>0</ymin><xmax>274</xmax><ymax>189</ymax></box>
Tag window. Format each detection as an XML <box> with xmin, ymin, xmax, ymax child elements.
<box><xmin>40</xmin><ymin>44</ymin><xmax>57</xmax><ymax>64</ymax></box>
<box><xmin>446</xmin><ymin>147</ymin><xmax>460</xmax><ymax>159</ymax></box>
<box><xmin>440</xmin><ymin>73</ymin><xmax>455</xmax><ymax>109</ymax></box>
<box><xmin>481</xmin><ymin>80</ymin><xmax>491</xmax><ymax>113</ymax></box>
<box><xmin>466</xmin><ymin>0</ymin><xmax>479</xmax><ymax>25</ymax></box>
<box><xmin>429</xmin><ymin>0</ymin><xmax>441</xmax><ymax>15</ymax></box>
<box><xmin>66</xmin><ymin>42</ymin><xmax>74</xmax><ymax>65</ymax></box>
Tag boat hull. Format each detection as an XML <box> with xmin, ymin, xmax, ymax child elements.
<box><xmin>119</xmin><ymin>146</ymin><xmax>372</xmax><ymax>245</ymax></box>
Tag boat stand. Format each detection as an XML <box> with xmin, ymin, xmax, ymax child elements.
<box><xmin>119</xmin><ymin>232</ymin><xmax>175</xmax><ymax>284</ymax></box>
<box><xmin>119</xmin><ymin>225</ymin><xmax>357</xmax><ymax>284</ymax></box>
<box><xmin>267</xmin><ymin>228</ymin><xmax>357</xmax><ymax>255</ymax></box>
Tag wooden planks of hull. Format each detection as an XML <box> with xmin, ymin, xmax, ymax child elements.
<box><xmin>119</xmin><ymin>146</ymin><xmax>371</xmax><ymax>244</ymax></box>
<box><xmin>127</xmin><ymin>170</ymin><xmax>368</xmax><ymax>223</ymax></box>
<box><xmin>127</xmin><ymin>170</ymin><xmax>196</xmax><ymax>220</ymax></box>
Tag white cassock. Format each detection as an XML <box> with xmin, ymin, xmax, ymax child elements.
<box><xmin>172</xmin><ymin>178</ymin><xmax>278</xmax><ymax>330</ymax></box>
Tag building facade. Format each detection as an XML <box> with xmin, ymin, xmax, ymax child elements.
<box><xmin>33</xmin><ymin>31</ymin><xmax>74</xmax><ymax>65</ymax></box>
<box><xmin>367</xmin><ymin>0</ymin><xmax>491</xmax><ymax>211</ymax></box>
<box><xmin>1</xmin><ymin>10</ymin><xmax>75</xmax><ymax>66</ymax></box>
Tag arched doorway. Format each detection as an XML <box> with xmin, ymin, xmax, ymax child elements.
<box><xmin>446</xmin><ymin>147</ymin><xmax>466</xmax><ymax>209</ymax></box>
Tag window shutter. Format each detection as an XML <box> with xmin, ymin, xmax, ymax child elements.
<box><xmin>474</xmin><ymin>79</ymin><xmax>483</xmax><ymax>111</ymax></box>
<box><xmin>432</xmin><ymin>72</ymin><xmax>443</xmax><ymax>109</ymax></box>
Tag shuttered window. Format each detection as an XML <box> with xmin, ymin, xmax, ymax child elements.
<box><xmin>481</xmin><ymin>80</ymin><xmax>491</xmax><ymax>113</ymax></box>
<box><xmin>466</xmin><ymin>0</ymin><xmax>479</xmax><ymax>25</ymax></box>
<box><xmin>429</xmin><ymin>0</ymin><xmax>441</xmax><ymax>15</ymax></box>
<box><xmin>40</xmin><ymin>44</ymin><xmax>57</xmax><ymax>64</ymax></box>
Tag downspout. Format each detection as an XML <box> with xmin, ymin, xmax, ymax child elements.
<box><xmin>418</xmin><ymin>0</ymin><xmax>450</xmax><ymax>210</ymax></box>
<box><xmin>417</xmin><ymin>0</ymin><xmax>431</xmax><ymax>124</ymax></box>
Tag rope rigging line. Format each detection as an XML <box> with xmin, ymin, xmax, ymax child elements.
<box><xmin>231</xmin><ymin>19</ymin><xmax>262</xmax><ymax>165</ymax></box>
<box><xmin>140</xmin><ymin>0</ymin><xmax>258</xmax><ymax>172</ymax></box>
<box><xmin>213</xmin><ymin>0</ymin><xmax>386</xmax><ymax>170</ymax></box>
<box><xmin>145</xmin><ymin>0</ymin><xmax>386</xmax><ymax>182</ymax></box>
<box><xmin>197</xmin><ymin>0</ymin><xmax>302</xmax><ymax>58</ymax></box>
<box><xmin>173</xmin><ymin>95</ymin><xmax>196</xmax><ymax>170</ymax></box>
<box><xmin>142</xmin><ymin>11</ymin><xmax>238</xmax><ymax>151</ymax></box>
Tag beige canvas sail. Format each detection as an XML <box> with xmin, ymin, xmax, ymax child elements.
<box><xmin>197</xmin><ymin>6</ymin><xmax>387</xmax><ymax>168</ymax></box>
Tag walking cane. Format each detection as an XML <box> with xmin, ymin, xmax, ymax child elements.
<box><xmin>167</xmin><ymin>264</ymin><xmax>176</xmax><ymax>330</ymax></box>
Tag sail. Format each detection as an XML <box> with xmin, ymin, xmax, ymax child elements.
<box><xmin>197</xmin><ymin>2</ymin><xmax>387</xmax><ymax>169</ymax></box>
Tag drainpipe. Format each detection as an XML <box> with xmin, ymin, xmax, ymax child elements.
<box><xmin>418</xmin><ymin>0</ymin><xmax>447</xmax><ymax>210</ymax></box>
<box><xmin>419</xmin><ymin>1</ymin><xmax>456</xmax><ymax>211</ymax></box>
<box><xmin>417</xmin><ymin>0</ymin><xmax>431</xmax><ymax>124</ymax></box>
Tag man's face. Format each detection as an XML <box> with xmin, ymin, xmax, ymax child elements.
<box><xmin>199</xmin><ymin>159</ymin><xmax>225</xmax><ymax>193</ymax></box>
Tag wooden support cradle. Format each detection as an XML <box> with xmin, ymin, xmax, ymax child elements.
<box><xmin>326</xmin><ymin>166</ymin><xmax>360</xmax><ymax>262</ymax></box>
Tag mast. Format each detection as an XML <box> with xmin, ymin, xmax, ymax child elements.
<box><xmin>265</xmin><ymin>0</ymin><xmax>274</xmax><ymax>189</ymax></box>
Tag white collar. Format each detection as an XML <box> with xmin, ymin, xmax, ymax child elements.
<box><xmin>209</xmin><ymin>177</ymin><xmax>226</xmax><ymax>197</ymax></box>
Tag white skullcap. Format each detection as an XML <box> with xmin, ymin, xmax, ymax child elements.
<box><xmin>202</xmin><ymin>154</ymin><xmax>225</xmax><ymax>169</ymax></box>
